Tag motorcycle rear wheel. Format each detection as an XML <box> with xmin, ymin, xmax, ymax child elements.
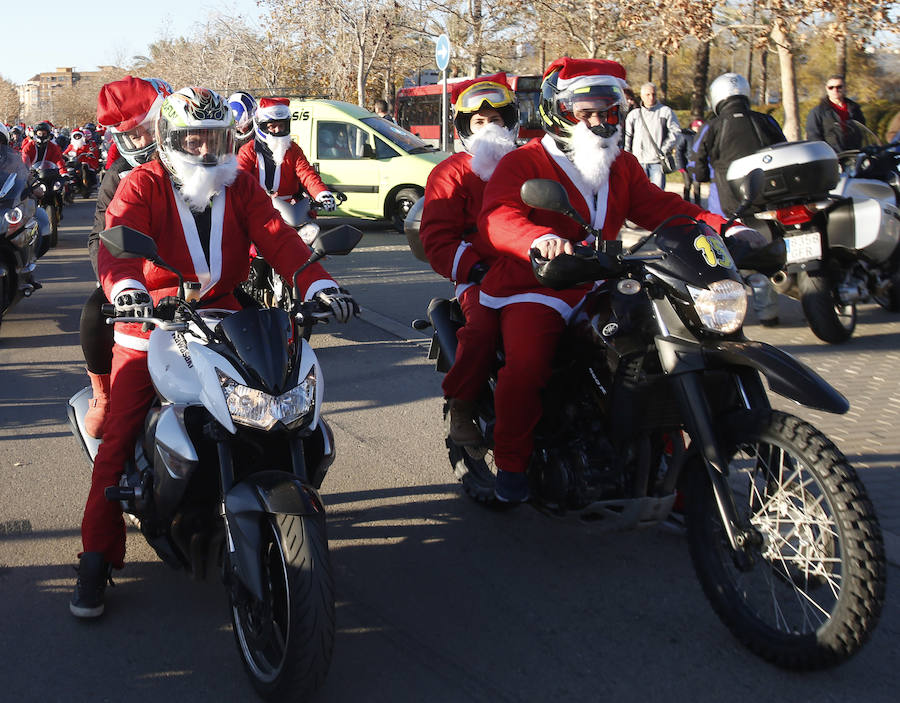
<box><xmin>686</xmin><ymin>409</ymin><xmax>885</xmax><ymax>669</ymax></box>
<box><xmin>798</xmin><ymin>271</ymin><xmax>855</xmax><ymax>343</ymax></box>
<box><xmin>230</xmin><ymin>513</ymin><xmax>335</xmax><ymax>700</ymax></box>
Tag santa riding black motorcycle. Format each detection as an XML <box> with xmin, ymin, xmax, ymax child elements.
<box><xmin>411</xmin><ymin>167</ymin><xmax>886</xmax><ymax>670</ymax></box>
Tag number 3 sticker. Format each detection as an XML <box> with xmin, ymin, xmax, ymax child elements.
<box><xmin>694</xmin><ymin>234</ymin><xmax>733</xmax><ymax>269</ymax></box>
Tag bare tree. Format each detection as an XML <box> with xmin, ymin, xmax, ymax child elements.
<box><xmin>0</xmin><ymin>76</ymin><xmax>20</xmax><ymax>125</ymax></box>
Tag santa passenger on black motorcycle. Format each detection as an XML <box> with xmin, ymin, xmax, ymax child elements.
<box><xmin>419</xmin><ymin>73</ymin><xmax>519</xmax><ymax>447</ymax></box>
<box><xmin>70</xmin><ymin>87</ymin><xmax>357</xmax><ymax>619</ymax></box>
<box><xmin>477</xmin><ymin>57</ymin><xmax>765</xmax><ymax>503</ymax></box>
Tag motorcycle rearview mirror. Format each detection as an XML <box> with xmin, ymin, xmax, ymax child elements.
<box><xmin>312</xmin><ymin>224</ymin><xmax>363</xmax><ymax>257</ymax></box>
<box><xmin>520</xmin><ymin>179</ymin><xmax>589</xmax><ymax>228</ymax></box>
<box><xmin>722</xmin><ymin>168</ymin><xmax>765</xmax><ymax>232</ymax></box>
<box><xmin>100</xmin><ymin>226</ymin><xmax>159</xmax><ymax>260</ymax></box>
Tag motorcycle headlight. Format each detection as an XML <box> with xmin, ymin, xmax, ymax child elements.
<box><xmin>687</xmin><ymin>279</ymin><xmax>747</xmax><ymax>334</ymax></box>
<box><xmin>218</xmin><ymin>367</ymin><xmax>316</xmax><ymax>430</ymax></box>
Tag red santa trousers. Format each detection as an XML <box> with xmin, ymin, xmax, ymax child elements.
<box><xmin>492</xmin><ymin>302</ymin><xmax>566</xmax><ymax>474</ymax></box>
<box><xmin>441</xmin><ymin>286</ymin><xmax>501</xmax><ymax>402</ymax></box>
<box><xmin>81</xmin><ymin>344</ymin><xmax>156</xmax><ymax>568</ymax></box>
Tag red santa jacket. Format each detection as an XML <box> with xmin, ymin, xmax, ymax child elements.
<box><xmin>21</xmin><ymin>140</ymin><xmax>66</xmax><ymax>169</ymax></box>
<box><xmin>106</xmin><ymin>140</ymin><xmax>120</xmax><ymax>169</ymax></box>
<box><xmin>237</xmin><ymin>140</ymin><xmax>327</xmax><ymax>200</ymax></box>
<box><xmin>63</xmin><ymin>143</ymin><xmax>100</xmax><ymax>169</ymax></box>
<box><xmin>477</xmin><ymin>135</ymin><xmax>727</xmax><ymax>319</ymax></box>
<box><xmin>100</xmin><ymin>159</ymin><xmax>337</xmax><ymax>350</ymax></box>
<box><xmin>420</xmin><ymin>151</ymin><xmax>493</xmax><ymax>290</ymax></box>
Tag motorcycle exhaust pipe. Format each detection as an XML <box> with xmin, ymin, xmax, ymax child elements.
<box><xmin>770</xmin><ymin>270</ymin><xmax>795</xmax><ymax>297</ymax></box>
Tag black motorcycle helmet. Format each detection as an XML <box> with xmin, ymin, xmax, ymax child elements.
<box><xmin>33</xmin><ymin>122</ymin><xmax>53</xmax><ymax>145</ymax></box>
<box><xmin>451</xmin><ymin>73</ymin><xmax>519</xmax><ymax>150</ymax></box>
<box><xmin>539</xmin><ymin>57</ymin><xmax>627</xmax><ymax>147</ymax></box>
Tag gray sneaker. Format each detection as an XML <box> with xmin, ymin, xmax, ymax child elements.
<box><xmin>70</xmin><ymin>552</ymin><xmax>113</xmax><ymax>618</ymax></box>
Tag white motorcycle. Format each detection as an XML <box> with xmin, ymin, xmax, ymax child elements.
<box><xmin>726</xmin><ymin>125</ymin><xmax>900</xmax><ymax>343</ymax></box>
<box><xmin>67</xmin><ymin>224</ymin><xmax>362</xmax><ymax>700</ymax></box>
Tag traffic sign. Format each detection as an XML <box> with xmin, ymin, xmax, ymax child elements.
<box><xmin>435</xmin><ymin>34</ymin><xmax>450</xmax><ymax>71</ymax></box>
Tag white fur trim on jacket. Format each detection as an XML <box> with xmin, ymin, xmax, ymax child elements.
<box><xmin>110</xmin><ymin>279</ymin><xmax>148</xmax><ymax>301</ymax></box>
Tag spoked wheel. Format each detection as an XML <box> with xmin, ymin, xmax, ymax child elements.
<box><xmin>686</xmin><ymin>409</ymin><xmax>885</xmax><ymax>669</ymax></box>
<box><xmin>444</xmin><ymin>400</ymin><xmax>499</xmax><ymax>504</ymax></box>
<box><xmin>798</xmin><ymin>271</ymin><xmax>855</xmax><ymax>343</ymax></box>
<box><xmin>230</xmin><ymin>514</ymin><xmax>335</xmax><ymax>700</ymax></box>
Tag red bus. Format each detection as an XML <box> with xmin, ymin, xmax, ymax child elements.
<box><xmin>396</xmin><ymin>74</ymin><xmax>544</xmax><ymax>147</ymax></box>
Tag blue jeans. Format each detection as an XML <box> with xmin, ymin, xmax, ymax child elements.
<box><xmin>643</xmin><ymin>162</ymin><xmax>665</xmax><ymax>189</ymax></box>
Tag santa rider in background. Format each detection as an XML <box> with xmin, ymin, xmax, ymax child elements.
<box><xmin>78</xmin><ymin>75</ymin><xmax>172</xmax><ymax>441</ymax></box>
<box><xmin>419</xmin><ymin>73</ymin><xmax>519</xmax><ymax>448</ymax></box>
<box><xmin>228</xmin><ymin>91</ymin><xmax>257</xmax><ymax>151</ymax></box>
<box><xmin>64</xmin><ymin>127</ymin><xmax>101</xmax><ymax>193</ymax></box>
<box><xmin>236</xmin><ymin>97</ymin><xmax>339</xmax><ymax>243</ymax></box>
<box><xmin>70</xmin><ymin>87</ymin><xmax>357</xmax><ymax>619</ymax></box>
<box><xmin>476</xmin><ymin>57</ymin><xmax>766</xmax><ymax>503</ymax></box>
<box><xmin>21</xmin><ymin>121</ymin><xmax>67</xmax><ymax>169</ymax></box>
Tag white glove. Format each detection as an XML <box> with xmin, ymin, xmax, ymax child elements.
<box><xmin>314</xmin><ymin>287</ymin><xmax>355</xmax><ymax>323</ymax></box>
<box><xmin>315</xmin><ymin>191</ymin><xmax>337</xmax><ymax>211</ymax></box>
<box><xmin>726</xmin><ymin>226</ymin><xmax>767</xmax><ymax>249</ymax></box>
<box><xmin>114</xmin><ymin>289</ymin><xmax>153</xmax><ymax>318</ymax></box>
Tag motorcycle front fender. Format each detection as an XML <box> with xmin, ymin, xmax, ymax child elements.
<box><xmin>703</xmin><ymin>339</ymin><xmax>848</xmax><ymax>414</ymax></box>
<box><xmin>224</xmin><ymin>471</ymin><xmax>324</xmax><ymax>600</ymax></box>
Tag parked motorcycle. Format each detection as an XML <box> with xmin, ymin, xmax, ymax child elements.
<box><xmin>726</xmin><ymin>126</ymin><xmax>900</xmax><ymax>343</ymax></box>
<box><xmin>411</xmin><ymin>176</ymin><xmax>886</xmax><ymax>669</ymax></box>
<box><xmin>242</xmin><ymin>191</ymin><xmax>349</xmax><ymax>314</ymax></box>
<box><xmin>28</xmin><ymin>160</ymin><xmax>67</xmax><ymax>248</ymax></box>
<box><xmin>0</xmin><ymin>159</ymin><xmax>49</xmax><ymax>332</ymax></box>
<box><xmin>67</xmin><ymin>223</ymin><xmax>363</xmax><ymax>699</ymax></box>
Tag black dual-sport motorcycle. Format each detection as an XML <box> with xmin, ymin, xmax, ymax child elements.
<box><xmin>414</xmin><ymin>174</ymin><xmax>886</xmax><ymax>669</ymax></box>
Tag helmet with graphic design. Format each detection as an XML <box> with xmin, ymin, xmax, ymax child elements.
<box><xmin>228</xmin><ymin>91</ymin><xmax>257</xmax><ymax>145</ymax></box>
<box><xmin>98</xmin><ymin>75</ymin><xmax>170</xmax><ymax>167</ymax></box>
<box><xmin>156</xmin><ymin>87</ymin><xmax>234</xmax><ymax>182</ymax></box>
<box><xmin>451</xmin><ymin>73</ymin><xmax>519</xmax><ymax>150</ymax></box>
<box><xmin>539</xmin><ymin>57</ymin><xmax>627</xmax><ymax>146</ymax></box>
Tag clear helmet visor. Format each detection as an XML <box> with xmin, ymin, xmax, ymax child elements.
<box><xmin>161</xmin><ymin>126</ymin><xmax>234</xmax><ymax>166</ymax></box>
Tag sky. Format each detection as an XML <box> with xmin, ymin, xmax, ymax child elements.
<box><xmin>0</xmin><ymin>0</ymin><xmax>265</xmax><ymax>85</ymax></box>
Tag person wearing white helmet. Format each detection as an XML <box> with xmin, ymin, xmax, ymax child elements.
<box><xmin>70</xmin><ymin>86</ymin><xmax>356</xmax><ymax>619</ymax></box>
<box><xmin>236</xmin><ymin>97</ymin><xmax>338</xmax><ymax>212</ymax></box>
<box><xmin>476</xmin><ymin>58</ymin><xmax>764</xmax><ymax>503</ymax></box>
<box><xmin>228</xmin><ymin>91</ymin><xmax>257</xmax><ymax>149</ymax></box>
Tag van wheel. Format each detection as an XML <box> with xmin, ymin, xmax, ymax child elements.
<box><xmin>391</xmin><ymin>188</ymin><xmax>422</xmax><ymax>232</ymax></box>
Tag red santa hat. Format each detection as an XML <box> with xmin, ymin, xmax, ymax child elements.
<box><xmin>256</xmin><ymin>97</ymin><xmax>291</xmax><ymax>122</ymax></box>
<box><xmin>97</xmin><ymin>76</ymin><xmax>165</xmax><ymax>132</ymax></box>
<box><xmin>543</xmin><ymin>57</ymin><xmax>628</xmax><ymax>92</ymax></box>
<box><xmin>450</xmin><ymin>72</ymin><xmax>512</xmax><ymax>106</ymax></box>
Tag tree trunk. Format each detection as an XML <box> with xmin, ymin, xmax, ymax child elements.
<box><xmin>746</xmin><ymin>45</ymin><xmax>753</xmax><ymax>96</ymax></box>
<box><xmin>690</xmin><ymin>41</ymin><xmax>710</xmax><ymax>120</ymax></box>
<box><xmin>661</xmin><ymin>54</ymin><xmax>668</xmax><ymax>102</ymax></box>
<box><xmin>648</xmin><ymin>53</ymin><xmax>654</xmax><ymax>82</ymax></box>
<box><xmin>357</xmin><ymin>47</ymin><xmax>366</xmax><ymax>107</ymax></box>
<box><xmin>836</xmin><ymin>34</ymin><xmax>847</xmax><ymax>78</ymax></box>
<box><xmin>761</xmin><ymin>49</ymin><xmax>769</xmax><ymax>105</ymax></box>
<box><xmin>771</xmin><ymin>18</ymin><xmax>800</xmax><ymax>141</ymax></box>
<box><xmin>472</xmin><ymin>0</ymin><xmax>483</xmax><ymax>76</ymax></box>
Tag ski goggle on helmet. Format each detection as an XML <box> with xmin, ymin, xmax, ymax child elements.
<box><xmin>454</xmin><ymin>81</ymin><xmax>515</xmax><ymax>114</ymax></box>
<box><xmin>157</xmin><ymin>88</ymin><xmax>234</xmax><ymax>171</ymax></box>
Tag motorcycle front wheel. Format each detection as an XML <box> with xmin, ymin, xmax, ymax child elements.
<box><xmin>798</xmin><ymin>271</ymin><xmax>855</xmax><ymax>343</ymax></box>
<box><xmin>686</xmin><ymin>409</ymin><xmax>885</xmax><ymax>669</ymax></box>
<box><xmin>230</xmin><ymin>513</ymin><xmax>335</xmax><ymax>700</ymax></box>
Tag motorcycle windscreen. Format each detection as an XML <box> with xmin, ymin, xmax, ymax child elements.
<box><xmin>217</xmin><ymin>306</ymin><xmax>298</xmax><ymax>394</ymax></box>
<box><xmin>646</xmin><ymin>218</ymin><xmax>744</xmax><ymax>290</ymax></box>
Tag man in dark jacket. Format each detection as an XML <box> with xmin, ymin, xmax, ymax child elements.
<box><xmin>806</xmin><ymin>75</ymin><xmax>866</xmax><ymax>152</ymax></box>
<box><xmin>693</xmin><ymin>72</ymin><xmax>786</xmax><ymax>326</ymax></box>
<box><xmin>693</xmin><ymin>73</ymin><xmax>786</xmax><ymax>217</ymax></box>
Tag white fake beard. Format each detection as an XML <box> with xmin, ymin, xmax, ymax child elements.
<box><xmin>177</xmin><ymin>154</ymin><xmax>239</xmax><ymax>212</ymax></box>
<box><xmin>565</xmin><ymin>121</ymin><xmax>621</xmax><ymax>193</ymax></box>
<box><xmin>468</xmin><ymin>123</ymin><xmax>517</xmax><ymax>181</ymax></box>
<box><xmin>265</xmin><ymin>134</ymin><xmax>292</xmax><ymax>166</ymax></box>
<box><xmin>70</xmin><ymin>137</ymin><xmax>84</xmax><ymax>149</ymax></box>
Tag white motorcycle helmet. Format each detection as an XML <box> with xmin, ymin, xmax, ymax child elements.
<box><xmin>708</xmin><ymin>73</ymin><xmax>751</xmax><ymax>115</ymax></box>
<box><xmin>253</xmin><ymin>97</ymin><xmax>292</xmax><ymax>151</ymax></box>
<box><xmin>156</xmin><ymin>87</ymin><xmax>235</xmax><ymax>184</ymax></box>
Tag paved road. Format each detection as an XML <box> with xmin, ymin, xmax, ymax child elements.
<box><xmin>0</xmin><ymin>200</ymin><xmax>898</xmax><ymax>702</ymax></box>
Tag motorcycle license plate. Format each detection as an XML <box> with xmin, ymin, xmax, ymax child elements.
<box><xmin>784</xmin><ymin>232</ymin><xmax>822</xmax><ymax>263</ymax></box>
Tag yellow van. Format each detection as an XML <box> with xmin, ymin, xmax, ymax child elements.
<box><xmin>288</xmin><ymin>99</ymin><xmax>449</xmax><ymax>230</ymax></box>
